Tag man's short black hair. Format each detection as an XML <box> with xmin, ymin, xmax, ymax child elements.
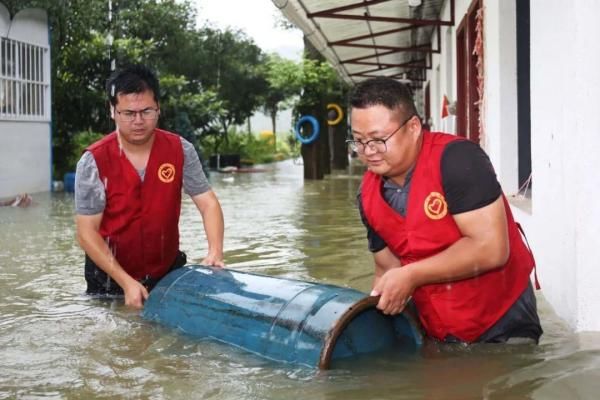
<box><xmin>106</xmin><ymin>64</ymin><xmax>160</xmax><ymax>106</ymax></box>
<box><xmin>349</xmin><ymin>77</ymin><xmax>417</xmax><ymax>118</ymax></box>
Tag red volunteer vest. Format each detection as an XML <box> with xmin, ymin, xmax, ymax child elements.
<box><xmin>362</xmin><ymin>131</ymin><xmax>535</xmax><ymax>342</ymax></box>
<box><xmin>87</xmin><ymin>129</ymin><xmax>183</xmax><ymax>280</ymax></box>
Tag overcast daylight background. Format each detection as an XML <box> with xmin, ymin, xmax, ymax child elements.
<box><xmin>191</xmin><ymin>0</ymin><xmax>304</xmax><ymax>134</ymax></box>
<box><xmin>194</xmin><ymin>0</ymin><xmax>303</xmax><ymax>60</ymax></box>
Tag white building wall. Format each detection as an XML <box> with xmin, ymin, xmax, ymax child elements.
<box><xmin>0</xmin><ymin>122</ymin><xmax>51</xmax><ymax>197</ymax></box>
<box><xmin>526</xmin><ymin>0</ymin><xmax>600</xmax><ymax>332</ymax></box>
<box><xmin>428</xmin><ymin>0</ymin><xmax>458</xmax><ymax>133</ymax></box>
<box><xmin>0</xmin><ymin>4</ymin><xmax>51</xmax><ymax>197</ymax></box>
<box><xmin>431</xmin><ymin>0</ymin><xmax>520</xmax><ymax>193</ymax></box>
<box><xmin>5</xmin><ymin>8</ymin><xmax>49</xmax><ymax>46</ymax></box>
<box><xmin>426</xmin><ymin>0</ymin><xmax>600</xmax><ymax>332</ymax></box>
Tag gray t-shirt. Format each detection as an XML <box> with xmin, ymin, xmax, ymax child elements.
<box><xmin>75</xmin><ymin>136</ymin><xmax>210</xmax><ymax>215</ymax></box>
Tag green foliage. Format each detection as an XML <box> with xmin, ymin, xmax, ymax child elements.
<box><xmin>6</xmin><ymin>0</ymin><xmax>273</xmax><ymax>178</ymax></box>
<box><xmin>259</xmin><ymin>53</ymin><xmax>302</xmax><ymax>148</ymax></box>
<box><xmin>5</xmin><ymin>0</ymin><xmax>351</xmax><ymax>177</ymax></box>
<box><xmin>158</xmin><ymin>74</ymin><xmax>226</xmax><ymax>142</ymax></box>
<box><xmin>64</xmin><ymin>130</ymin><xmax>105</xmax><ymax>172</ymax></box>
<box><xmin>295</xmin><ymin>58</ymin><xmax>348</xmax><ymax>115</ymax></box>
<box><xmin>263</xmin><ymin>53</ymin><xmax>302</xmax><ymax>111</ymax></box>
<box><xmin>197</xmin><ymin>28</ymin><xmax>269</xmax><ymax>146</ymax></box>
<box><xmin>200</xmin><ymin>130</ymin><xmax>293</xmax><ymax>166</ymax></box>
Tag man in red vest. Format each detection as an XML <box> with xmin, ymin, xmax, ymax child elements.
<box><xmin>349</xmin><ymin>77</ymin><xmax>542</xmax><ymax>344</ymax></box>
<box><xmin>75</xmin><ymin>64</ymin><xmax>224</xmax><ymax>309</ymax></box>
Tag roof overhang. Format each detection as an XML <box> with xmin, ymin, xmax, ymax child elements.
<box><xmin>272</xmin><ymin>0</ymin><xmax>453</xmax><ymax>87</ymax></box>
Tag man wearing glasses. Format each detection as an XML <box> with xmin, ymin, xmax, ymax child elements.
<box><xmin>75</xmin><ymin>64</ymin><xmax>224</xmax><ymax>309</ymax></box>
<box><xmin>349</xmin><ymin>77</ymin><xmax>542</xmax><ymax>344</ymax></box>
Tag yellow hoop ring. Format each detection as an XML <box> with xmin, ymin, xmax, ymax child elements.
<box><xmin>326</xmin><ymin>103</ymin><xmax>344</xmax><ymax>126</ymax></box>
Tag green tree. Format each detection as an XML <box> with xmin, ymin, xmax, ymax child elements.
<box><xmin>159</xmin><ymin>74</ymin><xmax>226</xmax><ymax>147</ymax></box>
<box><xmin>293</xmin><ymin>45</ymin><xmax>350</xmax><ymax>179</ymax></box>
<box><xmin>196</xmin><ymin>28</ymin><xmax>268</xmax><ymax>152</ymax></box>
<box><xmin>4</xmin><ymin>0</ymin><xmax>279</xmax><ymax>173</ymax></box>
<box><xmin>261</xmin><ymin>53</ymin><xmax>302</xmax><ymax>149</ymax></box>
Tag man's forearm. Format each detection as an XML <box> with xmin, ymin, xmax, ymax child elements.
<box><xmin>192</xmin><ymin>191</ymin><xmax>225</xmax><ymax>256</ymax></box>
<box><xmin>202</xmin><ymin>203</ymin><xmax>224</xmax><ymax>256</ymax></box>
<box><xmin>77</xmin><ymin>228</ymin><xmax>134</xmax><ymax>289</ymax></box>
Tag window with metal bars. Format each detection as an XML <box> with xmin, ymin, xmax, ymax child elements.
<box><xmin>0</xmin><ymin>37</ymin><xmax>49</xmax><ymax>121</ymax></box>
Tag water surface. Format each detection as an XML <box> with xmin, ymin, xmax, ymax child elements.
<box><xmin>1</xmin><ymin>160</ymin><xmax>598</xmax><ymax>399</ymax></box>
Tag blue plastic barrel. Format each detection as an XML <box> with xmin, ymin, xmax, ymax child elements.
<box><xmin>63</xmin><ymin>172</ymin><xmax>76</xmax><ymax>193</ymax></box>
<box><xmin>142</xmin><ymin>265</ymin><xmax>422</xmax><ymax>369</ymax></box>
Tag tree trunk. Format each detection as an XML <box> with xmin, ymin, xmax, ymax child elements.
<box><xmin>331</xmin><ymin>117</ymin><xmax>349</xmax><ymax>170</ymax></box>
<box><xmin>319</xmin><ymin>102</ymin><xmax>331</xmax><ymax>176</ymax></box>
<box><xmin>270</xmin><ymin>111</ymin><xmax>277</xmax><ymax>150</ymax></box>
<box><xmin>300</xmin><ymin>110</ymin><xmax>325</xmax><ymax>180</ymax></box>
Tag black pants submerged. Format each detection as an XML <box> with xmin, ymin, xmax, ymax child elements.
<box><xmin>441</xmin><ymin>282</ymin><xmax>543</xmax><ymax>344</ymax></box>
<box><xmin>85</xmin><ymin>251</ymin><xmax>187</xmax><ymax>295</ymax></box>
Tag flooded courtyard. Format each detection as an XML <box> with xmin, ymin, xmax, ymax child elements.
<box><xmin>1</xmin><ymin>160</ymin><xmax>599</xmax><ymax>399</ymax></box>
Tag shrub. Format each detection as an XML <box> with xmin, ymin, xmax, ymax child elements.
<box><xmin>65</xmin><ymin>130</ymin><xmax>105</xmax><ymax>172</ymax></box>
<box><xmin>199</xmin><ymin>129</ymin><xmax>295</xmax><ymax>166</ymax></box>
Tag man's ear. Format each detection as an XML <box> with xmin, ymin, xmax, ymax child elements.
<box><xmin>110</xmin><ymin>105</ymin><xmax>115</xmax><ymax>119</ymax></box>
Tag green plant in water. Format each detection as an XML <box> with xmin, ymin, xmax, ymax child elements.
<box><xmin>200</xmin><ymin>129</ymin><xmax>295</xmax><ymax>166</ymax></box>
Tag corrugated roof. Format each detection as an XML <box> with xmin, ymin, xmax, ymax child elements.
<box><xmin>272</xmin><ymin>0</ymin><xmax>452</xmax><ymax>87</ymax></box>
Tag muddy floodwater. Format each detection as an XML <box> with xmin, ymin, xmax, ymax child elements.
<box><xmin>1</xmin><ymin>160</ymin><xmax>599</xmax><ymax>399</ymax></box>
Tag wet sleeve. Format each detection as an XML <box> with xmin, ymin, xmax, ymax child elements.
<box><xmin>357</xmin><ymin>188</ymin><xmax>387</xmax><ymax>253</ymax></box>
<box><xmin>181</xmin><ymin>137</ymin><xmax>211</xmax><ymax>197</ymax></box>
<box><xmin>441</xmin><ymin>140</ymin><xmax>502</xmax><ymax>214</ymax></box>
<box><xmin>74</xmin><ymin>151</ymin><xmax>106</xmax><ymax>215</ymax></box>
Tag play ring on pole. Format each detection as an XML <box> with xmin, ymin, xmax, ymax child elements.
<box><xmin>326</xmin><ymin>103</ymin><xmax>344</xmax><ymax>126</ymax></box>
<box><xmin>295</xmin><ymin>115</ymin><xmax>320</xmax><ymax>144</ymax></box>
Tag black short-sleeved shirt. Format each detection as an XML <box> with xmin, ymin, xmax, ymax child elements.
<box><xmin>358</xmin><ymin>140</ymin><xmax>502</xmax><ymax>252</ymax></box>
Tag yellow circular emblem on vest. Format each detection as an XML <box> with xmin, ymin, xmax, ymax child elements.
<box><xmin>424</xmin><ymin>192</ymin><xmax>448</xmax><ymax>220</ymax></box>
<box><xmin>158</xmin><ymin>163</ymin><xmax>175</xmax><ymax>183</ymax></box>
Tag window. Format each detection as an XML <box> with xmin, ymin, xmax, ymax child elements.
<box><xmin>0</xmin><ymin>37</ymin><xmax>50</xmax><ymax>121</ymax></box>
<box><xmin>516</xmin><ymin>0</ymin><xmax>532</xmax><ymax>193</ymax></box>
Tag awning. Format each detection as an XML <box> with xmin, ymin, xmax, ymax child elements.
<box><xmin>272</xmin><ymin>0</ymin><xmax>454</xmax><ymax>87</ymax></box>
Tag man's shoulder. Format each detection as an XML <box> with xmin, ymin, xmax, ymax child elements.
<box><xmin>87</xmin><ymin>131</ymin><xmax>117</xmax><ymax>152</ymax></box>
<box><xmin>424</xmin><ymin>130</ymin><xmax>465</xmax><ymax>146</ymax></box>
<box><xmin>442</xmin><ymin>139</ymin><xmax>486</xmax><ymax>160</ymax></box>
<box><xmin>155</xmin><ymin>128</ymin><xmax>182</xmax><ymax>141</ymax></box>
<box><xmin>154</xmin><ymin>129</ymin><xmax>188</xmax><ymax>151</ymax></box>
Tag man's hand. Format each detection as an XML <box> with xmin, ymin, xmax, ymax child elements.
<box><xmin>122</xmin><ymin>279</ymin><xmax>149</xmax><ymax>309</ymax></box>
<box><xmin>371</xmin><ymin>266</ymin><xmax>415</xmax><ymax>315</ymax></box>
<box><xmin>201</xmin><ymin>252</ymin><xmax>225</xmax><ymax>268</ymax></box>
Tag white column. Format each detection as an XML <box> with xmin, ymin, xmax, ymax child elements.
<box><xmin>483</xmin><ymin>0</ymin><xmax>519</xmax><ymax>194</ymax></box>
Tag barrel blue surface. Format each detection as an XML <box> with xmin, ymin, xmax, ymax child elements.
<box><xmin>142</xmin><ymin>265</ymin><xmax>422</xmax><ymax>369</ymax></box>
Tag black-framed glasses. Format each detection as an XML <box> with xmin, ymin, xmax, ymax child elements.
<box><xmin>116</xmin><ymin>107</ymin><xmax>159</xmax><ymax>122</ymax></box>
<box><xmin>346</xmin><ymin>114</ymin><xmax>415</xmax><ymax>154</ymax></box>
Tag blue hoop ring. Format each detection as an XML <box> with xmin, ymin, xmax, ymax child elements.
<box><xmin>295</xmin><ymin>115</ymin><xmax>320</xmax><ymax>144</ymax></box>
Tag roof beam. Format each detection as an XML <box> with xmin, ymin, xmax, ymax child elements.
<box><xmin>333</xmin><ymin>43</ymin><xmax>436</xmax><ymax>52</ymax></box>
<box><xmin>307</xmin><ymin>0</ymin><xmax>392</xmax><ymax>17</ymax></box>
<box><xmin>307</xmin><ymin>0</ymin><xmax>455</xmax><ymax>27</ymax></box>
<box><xmin>328</xmin><ymin>25</ymin><xmax>419</xmax><ymax>46</ymax></box>
<box><xmin>310</xmin><ymin>13</ymin><xmax>453</xmax><ymax>26</ymax></box>
<box><xmin>348</xmin><ymin>59</ymin><xmax>427</xmax><ymax>68</ymax></box>
<box><xmin>350</xmin><ymin>57</ymin><xmax>430</xmax><ymax>75</ymax></box>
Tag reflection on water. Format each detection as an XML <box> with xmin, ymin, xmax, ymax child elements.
<box><xmin>1</xmin><ymin>159</ymin><xmax>599</xmax><ymax>399</ymax></box>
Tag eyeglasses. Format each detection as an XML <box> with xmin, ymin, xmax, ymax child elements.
<box><xmin>346</xmin><ymin>115</ymin><xmax>415</xmax><ymax>154</ymax></box>
<box><xmin>115</xmin><ymin>107</ymin><xmax>159</xmax><ymax>122</ymax></box>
